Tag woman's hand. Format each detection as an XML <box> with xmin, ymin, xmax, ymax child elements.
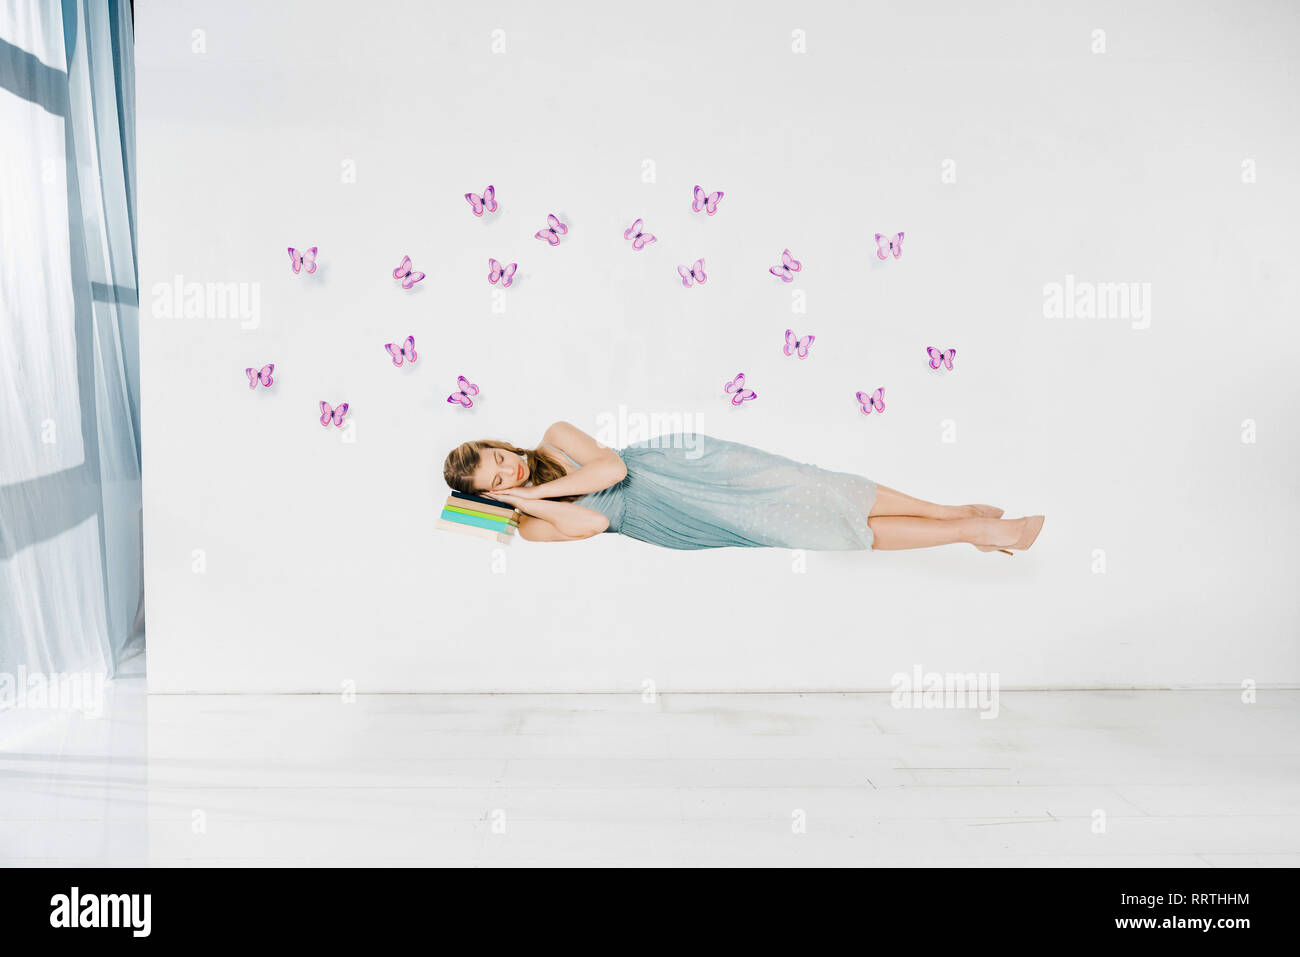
<box><xmin>483</xmin><ymin>490</ymin><xmax>532</xmax><ymax>510</ymax></box>
<box><xmin>488</xmin><ymin>486</ymin><xmax>543</xmax><ymax>504</ymax></box>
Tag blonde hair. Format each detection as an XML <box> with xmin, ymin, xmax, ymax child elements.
<box><xmin>443</xmin><ymin>439</ymin><xmax>580</xmax><ymax>502</ymax></box>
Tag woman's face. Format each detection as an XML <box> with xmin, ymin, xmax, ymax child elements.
<box><xmin>473</xmin><ymin>447</ymin><xmax>529</xmax><ymax>493</ymax></box>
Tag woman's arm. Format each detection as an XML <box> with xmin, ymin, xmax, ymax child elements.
<box><xmin>487</xmin><ymin>491</ymin><xmax>609</xmax><ymax>540</ymax></box>
<box><xmin>522</xmin><ymin>421</ymin><xmax>626</xmax><ymax>499</ymax></box>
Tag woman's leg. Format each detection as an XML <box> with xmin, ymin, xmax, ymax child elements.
<box><xmin>868</xmin><ymin>516</ymin><xmax>1026</xmax><ymax>551</ymax></box>
<box><xmin>869</xmin><ymin>484</ymin><xmax>998</xmax><ymax>520</ymax></box>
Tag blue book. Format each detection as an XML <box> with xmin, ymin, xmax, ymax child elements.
<box><xmin>440</xmin><ymin>509</ymin><xmax>518</xmax><ymax>534</ymax></box>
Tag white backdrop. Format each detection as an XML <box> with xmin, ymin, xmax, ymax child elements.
<box><xmin>138</xmin><ymin>0</ymin><xmax>1300</xmax><ymax>692</ymax></box>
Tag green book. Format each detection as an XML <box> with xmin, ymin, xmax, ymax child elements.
<box><xmin>440</xmin><ymin>509</ymin><xmax>518</xmax><ymax>534</ymax></box>
<box><xmin>444</xmin><ymin>503</ymin><xmax>518</xmax><ymax>526</ymax></box>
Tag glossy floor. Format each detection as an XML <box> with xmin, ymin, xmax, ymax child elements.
<box><xmin>2</xmin><ymin>677</ymin><xmax>1298</xmax><ymax>866</ymax></box>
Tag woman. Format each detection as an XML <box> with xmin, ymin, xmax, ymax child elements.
<box><xmin>442</xmin><ymin>421</ymin><xmax>1045</xmax><ymax>552</ymax></box>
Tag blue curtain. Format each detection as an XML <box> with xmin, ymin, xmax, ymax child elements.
<box><xmin>0</xmin><ymin>0</ymin><xmax>141</xmax><ymax>679</ymax></box>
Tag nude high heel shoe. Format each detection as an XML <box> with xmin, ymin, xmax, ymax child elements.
<box><xmin>970</xmin><ymin>506</ymin><xmax>1012</xmax><ymax>553</ymax></box>
<box><xmin>1011</xmin><ymin>515</ymin><xmax>1045</xmax><ymax>551</ymax></box>
<box><xmin>974</xmin><ymin>513</ymin><xmax>1044</xmax><ymax>555</ymax></box>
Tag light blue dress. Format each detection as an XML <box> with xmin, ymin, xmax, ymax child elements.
<box><xmin>542</xmin><ymin>434</ymin><xmax>878</xmax><ymax>550</ymax></box>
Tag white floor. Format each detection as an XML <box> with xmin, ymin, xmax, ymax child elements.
<box><xmin>2</xmin><ymin>675</ymin><xmax>1298</xmax><ymax>866</ymax></box>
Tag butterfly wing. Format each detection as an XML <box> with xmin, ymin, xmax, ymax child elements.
<box><xmin>783</xmin><ymin>249</ymin><xmax>801</xmax><ymax>272</ymax></box>
<box><xmin>548</xmin><ymin>214</ymin><xmax>567</xmax><ymax>235</ymax></box>
<box><xmin>401</xmin><ymin>269</ymin><xmax>426</xmax><ymax>290</ymax></box>
<box><xmin>692</xmin><ymin>185</ymin><xmax>706</xmax><ymax>213</ymax></box>
<box><xmin>705</xmin><ymin>190</ymin><xmax>723</xmax><ymax>215</ymax></box>
<box><xmin>287</xmin><ymin>247</ymin><xmax>303</xmax><ymax>274</ymax></box>
<box><xmin>796</xmin><ymin>334</ymin><xmax>814</xmax><ymax>359</ymax></box>
<box><xmin>501</xmin><ymin>263</ymin><xmax>516</xmax><ymax>287</ymax></box>
<box><xmin>258</xmin><ymin>363</ymin><xmax>274</xmax><ymax>386</ymax></box>
<box><xmin>633</xmin><ymin>231</ymin><xmax>656</xmax><ymax>250</ymax></box>
<box><xmin>386</xmin><ymin>343</ymin><xmax>403</xmax><ymax>367</ymax></box>
<box><xmin>393</xmin><ymin>255</ymin><xmax>412</xmax><ymax>280</ymax></box>
<box><xmin>624</xmin><ymin>219</ymin><xmax>643</xmax><ymax>241</ymax></box>
<box><xmin>943</xmin><ymin>348</ymin><xmax>954</xmax><ymax>370</ymax></box>
<box><xmin>693</xmin><ymin>259</ymin><xmax>707</xmax><ymax>283</ymax></box>
<box><xmin>483</xmin><ymin>185</ymin><xmax>497</xmax><ymax>213</ymax></box>
<box><xmin>403</xmin><ymin>336</ymin><xmax>417</xmax><ymax>363</ymax></box>
<box><xmin>874</xmin><ymin>234</ymin><xmax>889</xmax><ymax>261</ymax></box>
<box><xmin>677</xmin><ymin>264</ymin><xmax>695</xmax><ymax>287</ymax></box>
<box><xmin>448</xmin><ymin>377</ymin><xmax>478</xmax><ymax>409</ymax></box>
<box><xmin>891</xmin><ymin>232</ymin><xmax>904</xmax><ymax>259</ymax></box>
<box><xmin>246</xmin><ymin>367</ymin><xmax>259</xmax><ymax>389</ymax></box>
<box><xmin>927</xmin><ymin>346</ymin><xmax>942</xmax><ymax>370</ymax></box>
<box><xmin>488</xmin><ymin>258</ymin><xmax>502</xmax><ymax>283</ymax></box>
<box><xmin>302</xmin><ymin>246</ymin><xmax>318</xmax><ymax>274</ymax></box>
<box><xmin>320</xmin><ymin>401</ymin><xmax>334</xmax><ymax>427</ymax></box>
<box><xmin>333</xmin><ymin>402</ymin><xmax>349</xmax><ymax>426</ymax></box>
<box><xmin>465</xmin><ymin>192</ymin><xmax>485</xmax><ymax>216</ymax></box>
<box><xmin>724</xmin><ymin>372</ymin><xmax>746</xmax><ymax>394</ymax></box>
<box><xmin>855</xmin><ymin>390</ymin><xmax>884</xmax><ymax>414</ymax></box>
<box><xmin>783</xmin><ymin>330</ymin><xmax>797</xmax><ymax>357</ymax></box>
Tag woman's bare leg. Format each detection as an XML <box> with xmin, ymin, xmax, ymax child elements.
<box><xmin>869</xmin><ymin>484</ymin><xmax>1000</xmax><ymax>520</ymax></box>
<box><xmin>868</xmin><ymin>516</ymin><xmax>1027</xmax><ymax>551</ymax></box>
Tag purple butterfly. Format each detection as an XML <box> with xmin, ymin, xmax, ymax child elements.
<box><xmin>465</xmin><ymin>185</ymin><xmax>497</xmax><ymax>217</ymax></box>
<box><xmin>783</xmin><ymin>330</ymin><xmax>814</xmax><ymax>359</ymax></box>
<box><xmin>392</xmin><ymin>255</ymin><xmax>426</xmax><ymax>289</ymax></box>
<box><xmin>692</xmin><ymin>185</ymin><xmax>724</xmax><ymax>216</ymax></box>
<box><xmin>534</xmin><ymin>213</ymin><xmax>568</xmax><ymax>245</ymax></box>
<box><xmin>245</xmin><ymin>363</ymin><xmax>274</xmax><ymax>389</ymax></box>
<box><xmin>856</xmin><ymin>388</ymin><xmax>885</xmax><ymax>415</ymax></box>
<box><xmin>488</xmin><ymin>258</ymin><xmax>517</xmax><ymax>287</ymax></box>
<box><xmin>287</xmin><ymin>246</ymin><xmax>317</xmax><ymax>275</ymax></box>
<box><xmin>875</xmin><ymin>232</ymin><xmax>904</xmax><ymax>261</ymax></box>
<box><xmin>677</xmin><ymin>258</ymin><xmax>707</xmax><ymax>287</ymax></box>
<box><xmin>319</xmin><ymin>401</ymin><xmax>349</xmax><ymax>428</ymax></box>
<box><xmin>385</xmin><ymin>336</ymin><xmax>417</xmax><ymax>367</ymax></box>
<box><xmin>447</xmin><ymin>375</ymin><xmax>480</xmax><ymax>409</ymax></box>
<box><xmin>623</xmin><ymin>218</ymin><xmax>657</xmax><ymax>250</ymax></box>
<box><xmin>926</xmin><ymin>347</ymin><xmax>956</xmax><ymax>371</ymax></box>
<box><xmin>769</xmin><ymin>248</ymin><xmax>802</xmax><ymax>283</ymax></box>
<box><xmin>723</xmin><ymin>372</ymin><xmax>757</xmax><ymax>406</ymax></box>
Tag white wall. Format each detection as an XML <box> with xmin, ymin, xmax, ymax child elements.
<box><xmin>138</xmin><ymin>0</ymin><xmax>1300</xmax><ymax>692</ymax></box>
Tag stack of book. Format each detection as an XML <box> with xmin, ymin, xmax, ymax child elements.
<box><xmin>437</xmin><ymin>490</ymin><xmax>520</xmax><ymax>544</ymax></box>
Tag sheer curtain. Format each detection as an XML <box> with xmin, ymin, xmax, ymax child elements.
<box><xmin>0</xmin><ymin>0</ymin><xmax>140</xmax><ymax>679</ymax></box>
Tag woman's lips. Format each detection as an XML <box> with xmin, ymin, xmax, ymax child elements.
<box><xmin>516</xmin><ymin>463</ymin><xmax>524</xmax><ymax>482</ymax></box>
